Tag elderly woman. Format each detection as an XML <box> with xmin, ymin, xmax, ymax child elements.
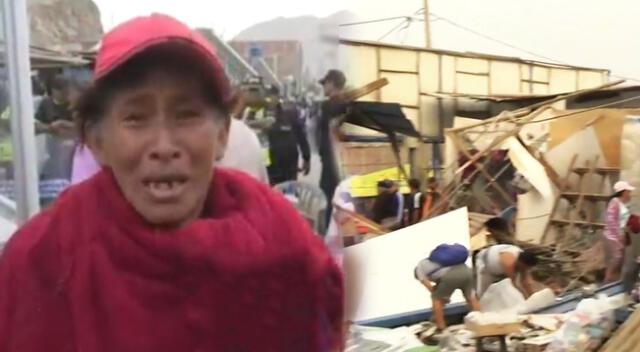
<box><xmin>0</xmin><ymin>14</ymin><xmax>342</xmax><ymax>351</ymax></box>
<box><xmin>604</xmin><ymin>180</ymin><xmax>635</xmax><ymax>282</ymax></box>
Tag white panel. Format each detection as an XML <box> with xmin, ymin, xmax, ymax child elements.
<box><xmin>490</xmin><ymin>61</ymin><xmax>520</xmax><ymax>95</ymax></box>
<box><xmin>456</xmin><ymin>57</ymin><xmax>489</xmax><ymax>74</ymax></box>
<box><xmin>532</xmin><ymin>66</ymin><xmax>550</xmax><ymax>83</ymax></box>
<box><xmin>521</xmin><ymin>82</ymin><xmax>531</xmax><ymax>94</ymax></box>
<box><xmin>520</xmin><ymin>64</ymin><xmax>531</xmax><ymax>80</ymax></box>
<box><xmin>578</xmin><ymin>71</ymin><xmax>605</xmax><ymax>90</ymax></box>
<box><xmin>419</xmin><ymin>52</ymin><xmax>439</xmax><ymax>93</ymax></box>
<box><xmin>380</xmin><ymin>72</ymin><xmax>419</xmax><ymax>107</ymax></box>
<box><xmin>345</xmin><ymin>208</ymin><xmax>471</xmax><ymax>322</ymax></box>
<box><xmin>532</xmin><ymin>83</ymin><xmax>549</xmax><ymax>95</ymax></box>
<box><xmin>339</xmin><ymin>44</ymin><xmax>379</xmax><ymax>101</ymax></box>
<box><xmin>456</xmin><ymin>73</ymin><xmax>489</xmax><ymax>95</ymax></box>
<box><xmin>441</xmin><ymin>55</ymin><xmax>456</xmax><ymax>93</ymax></box>
<box><xmin>549</xmin><ymin>69</ymin><xmax>578</xmax><ymax>94</ymax></box>
<box><xmin>379</xmin><ymin>48</ymin><xmax>418</xmax><ymax>72</ymax></box>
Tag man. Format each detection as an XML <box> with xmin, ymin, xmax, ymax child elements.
<box><xmin>421</xmin><ymin>177</ymin><xmax>443</xmax><ymax>220</ymax></box>
<box><xmin>318</xmin><ymin>69</ymin><xmax>347</xmax><ymax>205</ymax></box>
<box><xmin>474</xmin><ymin>244</ymin><xmax>538</xmax><ymax>299</ymax></box>
<box><xmin>35</xmin><ymin>75</ymin><xmax>76</xmax><ymax>205</ymax></box>
<box><xmin>407</xmin><ymin>178</ymin><xmax>424</xmax><ymax>225</ymax></box>
<box><xmin>371</xmin><ymin>180</ymin><xmax>403</xmax><ymax>230</ymax></box>
<box><xmin>483</xmin><ymin>217</ymin><xmax>515</xmax><ymax>244</ymax></box>
<box><xmin>266</xmin><ymin>87</ymin><xmax>311</xmax><ymax>185</ymax></box>
<box><xmin>414</xmin><ymin>255</ymin><xmax>480</xmax><ymax>331</ymax></box>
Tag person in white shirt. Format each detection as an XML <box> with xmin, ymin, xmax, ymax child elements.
<box><xmin>474</xmin><ymin>244</ymin><xmax>538</xmax><ymax>299</ymax></box>
<box><xmin>218</xmin><ymin>117</ymin><xmax>268</xmax><ymax>183</ymax></box>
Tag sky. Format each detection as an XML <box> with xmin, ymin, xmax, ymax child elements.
<box><xmin>341</xmin><ymin>0</ymin><xmax>640</xmax><ymax>83</ymax></box>
<box><xmin>93</xmin><ymin>0</ymin><xmax>640</xmax><ymax>82</ymax></box>
<box><xmin>92</xmin><ymin>0</ymin><xmax>345</xmax><ymax>39</ymax></box>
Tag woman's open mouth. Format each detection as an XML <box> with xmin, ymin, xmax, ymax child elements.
<box><xmin>142</xmin><ymin>174</ymin><xmax>189</xmax><ymax>202</ymax></box>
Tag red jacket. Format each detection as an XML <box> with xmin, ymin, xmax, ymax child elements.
<box><xmin>0</xmin><ymin>168</ymin><xmax>343</xmax><ymax>351</ymax></box>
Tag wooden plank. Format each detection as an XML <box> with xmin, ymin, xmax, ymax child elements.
<box><xmin>337</xmin><ymin>78</ymin><xmax>389</xmax><ymax>102</ymax></box>
<box><xmin>600</xmin><ymin>309</ymin><xmax>640</xmax><ymax>351</ymax></box>
<box><xmin>448</xmin><ymin>132</ymin><xmax>515</xmax><ymax>207</ymax></box>
<box><xmin>540</xmin><ymin>154</ymin><xmax>578</xmax><ymax>244</ymax></box>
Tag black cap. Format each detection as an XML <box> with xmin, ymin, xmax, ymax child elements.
<box><xmin>319</xmin><ymin>69</ymin><xmax>346</xmax><ymax>89</ymax></box>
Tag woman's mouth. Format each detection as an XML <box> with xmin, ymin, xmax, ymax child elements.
<box><xmin>142</xmin><ymin>175</ymin><xmax>188</xmax><ymax>202</ymax></box>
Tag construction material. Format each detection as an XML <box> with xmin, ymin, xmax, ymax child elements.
<box><xmin>465</xmin><ymin>312</ymin><xmax>521</xmax><ymax>337</ymax></box>
<box><xmin>599</xmin><ymin>307</ymin><xmax>640</xmax><ymax>352</ymax></box>
<box><xmin>344</xmin><ymin>207</ymin><xmax>471</xmax><ymax>322</ymax></box>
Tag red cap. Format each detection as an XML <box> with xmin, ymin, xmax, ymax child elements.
<box><xmin>94</xmin><ymin>13</ymin><xmax>232</xmax><ymax>103</ymax></box>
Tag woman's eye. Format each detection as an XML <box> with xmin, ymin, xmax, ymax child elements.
<box><xmin>177</xmin><ymin>109</ymin><xmax>202</xmax><ymax>120</ymax></box>
<box><xmin>122</xmin><ymin>113</ymin><xmax>146</xmax><ymax>126</ymax></box>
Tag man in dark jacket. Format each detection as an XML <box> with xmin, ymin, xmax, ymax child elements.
<box><xmin>266</xmin><ymin>87</ymin><xmax>311</xmax><ymax>185</ymax></box>
<box><xmin>318</xmin><ymin>69</ymin><xmax>347</xmax><ymax>204</ymax></box>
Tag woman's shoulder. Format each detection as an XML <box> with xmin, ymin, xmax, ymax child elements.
<box><xmin>3</xmin><ymin>177</ymin><xmax>100</xmax><ymax>257</ymax></box>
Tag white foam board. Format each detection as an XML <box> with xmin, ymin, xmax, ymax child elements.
<box><xmin>345</xmin><ymin>207</ymin><xmax>471</xmax><ymax>322</ymax></box>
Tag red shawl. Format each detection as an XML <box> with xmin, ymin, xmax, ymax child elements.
<box><xmin>0</xmin><ymin>168</ymin><xmax>343</xmax><ymax>351</ymax></box>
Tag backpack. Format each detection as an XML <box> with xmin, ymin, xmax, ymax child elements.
<box><xmin>429</xmin><ymin>243</ymin><xmax>469</xmax><ymax>267</ymax></box>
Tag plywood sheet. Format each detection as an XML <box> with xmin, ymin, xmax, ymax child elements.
<box><xmin>380</xmin><ymin>72</ymin><xmax>419</xmax><ymax>107</ymax></box>
<box><xmin>379</xmin><ymin>48</ymin><xmax>418</xmax><ymax>73</ymax></box>
<box><xmin>532</xmin><ymin>83</ymin><xmax>549</xmax><ymax>95</ymax></box>
<box><xmin>456</xmin><ymin>73</ymin><xmax>489</xmax><ymax>95</ymax></box>
<box><xmin>577</xmin><ymin>71</ymin><xmax>605</xmax><ymax>90</ymax></box>
<box><xmin>501</xmin><ymin>137</ymin><xmax>557</xmax><ymax>243</ymax></box>
<box><xmin>548</xmin><ymin>109</ymin><xmax>625</xmax><ymax>167</ymax></box>
<box><xmin>456</xmin><ymin>57</ymin><xmax>489</xmax><ymax>74</ymax></box>
<box><xmin>490</xmin><ymin>61</ymin><xmax>520</xmax><ymax>95</ymax></box>
<box><xmin>549</xmin><ymin>69</ymin><xmax>577</xmax><ymax>94</ymax></box>
<box><xmin>419</xmin><ymin>52</ymin><xmax>440</xmax><ymax>93</ymax></box>
<box><xmin>340</xmin><ymin>44</ymin><xmax>379</xmax><ymax>101</ymax></box>
<box><xmin>520</xmin><ymin>64</ymin><xmax>531</xmax><ymax>81</ymax></box>
<box><xmin>532</xmin><ymin>66</ymin><xmax>550</xmax><ymax>83</ymax></box>
<box><xmin>441</xmin><ymin>55</ymin><xmax>456</xmax><ymax>93</ymax></box>
<box><xmin>344</xmin><ymin>207</ymin><xmax>471</xmax><ymax>322</ymax></box>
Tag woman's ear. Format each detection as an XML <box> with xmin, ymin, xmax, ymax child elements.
<box><xmin>213</xmin><ymin>117</ymin><xmax>230</xmax><ymax>161</ymax></box>
<box><xmin>85</xmin><ymin>127</ymin><xmax>107</xmax><ymax>166</ymax></box>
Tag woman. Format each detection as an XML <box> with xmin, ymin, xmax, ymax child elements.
<box><xmin>0</xmin><ymin>14</ymin><xmax>343</xmax><ymax>351</ymax></box>
<box><xmin>604</xmin><ymin>181</ymin><xmax>635</xmax><ymax>282</ymax></box>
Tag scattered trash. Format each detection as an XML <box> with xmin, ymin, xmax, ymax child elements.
<box><xmin>544</xmin><ymin>295</ymin><xmax>614</xmax><ymax>352</ymax></box>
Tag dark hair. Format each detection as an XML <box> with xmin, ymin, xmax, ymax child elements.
<box><xmin>73</xmin><ymin>44</ymin><xmax>236</xmax><ymax>142</ymax></box>
<box><xmin>612</xmin><ymin>190</ymin><xmax>625</xmax><ymax>199</ymax></box>
<box><xmin>518</xmin><ymin>250</ymin><xmax>539</xmax><ymax>267</ymax></box>
<box><xmin>485</xmin><ymin>217</ymin><xmax>510</xmax><ymax>234</ymax></box>
<box><xmin>408</xmin><ymin>178</ymin><xmax>421</xmax><ymax>190</ymax></box>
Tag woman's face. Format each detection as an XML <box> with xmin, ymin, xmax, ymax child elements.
<box><xmin>89</xmin><ymin>68</ymin><xmax>229</xmax><ymax>230</ymax></box>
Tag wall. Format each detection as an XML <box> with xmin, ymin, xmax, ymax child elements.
<box><xmin>338</xmin><ymin>40</ymin><xmax>608</xmax><ymax>178</ymax></box>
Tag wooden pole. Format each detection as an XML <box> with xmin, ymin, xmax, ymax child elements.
<box><xmin>423</xmin><ymin>0</ymin><xmax>431</xmax><ymax>48</ymax></box>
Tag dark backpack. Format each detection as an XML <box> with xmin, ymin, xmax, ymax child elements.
<box><xmin>429</xmin><ymin>243</ymin><xmax>469</xmax><ymax>267</ymax></box>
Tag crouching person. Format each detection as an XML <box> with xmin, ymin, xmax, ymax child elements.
<box><xmin>475</xmin><ymin>244</ymin><xmax>539</xmax><ymax>299</ymax></box>
<box><xmin>414</xmin><ymin>244</ymin><xmax>480</xmax><ymax>331</ymax></box>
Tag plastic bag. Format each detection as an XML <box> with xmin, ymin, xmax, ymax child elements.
<box><xmin>544</xmin><ymin>295</ymin><xmax>614</xmax><ymax>352</ymax></box>
<box><xmin>479</xmin><ymin>278</ymin><xmax>526</xmax><ymax>313</ymax></box>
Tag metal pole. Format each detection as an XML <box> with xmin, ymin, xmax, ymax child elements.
<box><xmin>2</xmin><ymin>0</ymin><xmax>40</xmax><ymax>223</ymax></box>
<box><xmin>423</xmin><ymin>0</ymin><xmax>431</xmax><ymax>48</ymax></box>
